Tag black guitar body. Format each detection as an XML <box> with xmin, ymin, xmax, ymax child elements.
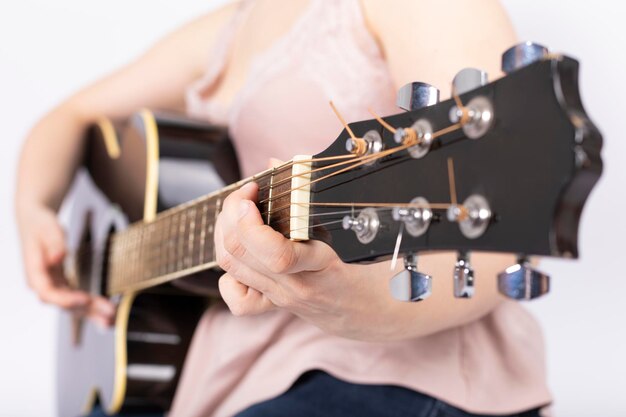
<box><xmin>57</xmin><ymin>111</ymin><xmax>239</xmax><ymax>416</ymax></box>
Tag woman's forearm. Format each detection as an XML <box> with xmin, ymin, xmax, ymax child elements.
<box><xmin>346</xmin><ymin>252</ymin><xmax>513</xmax><ymax>342</ymax></box>
<box><xmin>16</xmin><ymin>101</ymin><xmax>92</xmax><ymax>214</ymax></box>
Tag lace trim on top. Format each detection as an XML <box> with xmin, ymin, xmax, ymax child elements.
<box><xmin>186</xmin><ymin>0</ymin><xmax>390</xmax><ymax>126</ymax></box>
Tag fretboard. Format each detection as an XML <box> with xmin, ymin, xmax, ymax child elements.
<box><xmin>106</xmin><ymin>157</ymin><xmax>311</xmax><ymax>295</ymax></box>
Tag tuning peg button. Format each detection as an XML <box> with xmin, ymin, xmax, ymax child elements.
<box><xmin>501</xmin><ymin>41</ymin><xmax>549</xmax><ymax>74</ymax></box>
<box><xmin>497</xmin><ymin>258</ymin><xmax>550</xmax><ymax>300</ymax></box>
<box><xmin>389</xmin><ymin>253</ymin><xmax>432</xmax><ymax>302</ymax></box>
<box><xmin>453</xmin><ymin>253</ymin><xmax>474</xmax><ymax>298</ymax></box>
<box><xmin>452</xmin><ymin>68</ymin><xmax>488</xmax><ymax>96</ymax></box>
<box><xmin>396</xmin><ymin>82</ymin><xmax>440</xmax><ymax>111</ymax></box>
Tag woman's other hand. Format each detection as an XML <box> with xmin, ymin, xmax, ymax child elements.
<box><xmin>15</xmin><ymin>4</ymin><xmax>239</xmax><ymax>326</ymax></box>
<box><xmin>17</xmin><ymin>204</ymin><xmax>115</xmax><ymax>327</ymax></box>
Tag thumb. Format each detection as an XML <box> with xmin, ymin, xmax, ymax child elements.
<box><xmin>38</xmin><ymin>214</ymin><xmax>66</xmax><ymax>265</ymax></box>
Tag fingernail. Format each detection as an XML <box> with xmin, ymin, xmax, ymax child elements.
<box><xmin>241</xmin><ymin>182</ymin><xmax>256</xmax><ymax>192</ymax></box>
<box><xmin>239</xmin><ymin>200</ymin><xmax>250</xmax><ymax>219</ymax></box>
<box><xmin>98</xmin><ymin>302</ymin><xmax>115</xmax><ymax>317</ymax></box>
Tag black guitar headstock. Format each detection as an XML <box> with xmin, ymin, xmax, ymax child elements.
<box><xmin>306</xmin><ymin>42</ymin><xmax>602</xmax><ymax>301</ymax></box>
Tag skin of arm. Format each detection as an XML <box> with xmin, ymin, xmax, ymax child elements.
<box><xmin>15</xmin><ymin>3</ymin><xmax>239</xmax><ymax>325</ymax></box>
<box><xmin>215</xmin><ymin>0</ymin><xmax>521</xmax><ymax>342</ymax></box>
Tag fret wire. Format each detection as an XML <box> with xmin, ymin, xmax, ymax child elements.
<box><xmin>195</xmin><ymin>202</ymin><xmax>204</xmax><ymax>267</ymax></box>
<box><xmin>122</xmin><ymin>231</ymin><xmax>127</xmax><ymax>289</ymax></box>
<box><xmin>125</xmin><ymin>228</ymin><xmax>131</xmax><ymax>286</ymax></box>
<box><xmin>118</xmin><ymin>231</ymin><xmax>124</xmax><ymax>290</ymax></box>
<box><xmin>267</xmin><ymin>169</ymin><xmax>275</xmax><ymax>224</ymax></box>
<box><xmin>199</xmin><ymin>201</ymin><xmax>208</xmax><ymax>265</ymax></box>
<box><xmin>191</xmin><ymin>203</ymin><xmax>198</xmax><ymax>267</ymax></box>
<box><xmin>161</xmin><ymin>215</ymin><xmax>170</xmax><ymax>277</ymax></box>
<box><xmin>213</xmin><ymin>198</ymin><xmax>222</xmax><ymax>263</ymax></box>
<box><xmin>140</xmin><ymin>222</ymin><xmax>147</xmax><ymax>280</ymax></box>
<box><xmin>187</xmin><ymin>206</ymin><xmax>196</xmax><ymax>269</ymax></box>
<box><xmin>143</xmin><ymin>223</ymin><xmax>149</xmax><ymax>279</ymax></box>
<box><xmin>150</xmin><ymin>220</ymin><xmax>157</xmax><ymax>278</ymax></box>
<box><xmin>206</xmin><ymin>208</ymin><xmax>215</xmax><ymax>264</ymax></box>
<box><xmin>146</xmin><ymin>222</ymin><xmax>151</xmax><ymax>278</ymax></box>
<box><xmin>173</xmin><ymin>212</ymin><xmax>180</xmax><ymax>274</ymax></box>
<box><xmin>178</xmin><ymin>211</ymin><xmax>186</xmax><ymax>271</ymax></box>
<box><xmin>151</xmin><ymin>220</ymin><xmax>157</xmax><ymax>278</ymax></box>
<box><xmin>128</xmin><ymin>228</ymin><xmax>135</xmax><ymax>285</ymax></box>
<box><xmin>134</xmin><ymin>227</ymin><xmax>140</xmax><ymax>284</ymax></box>
<box><xmin>137</xmin><ymin>227</ymin><xmax>142</xmax><ymax>283</ymax></box>
<box><xmin>127</xmin><ymin>228</ymin><xmax>133</xmax><ymax>286</ymax></box>
<box><xmin>168</xmin><ymin>212</ymin><xmax>176</xmax><ymax>275</ymax></box>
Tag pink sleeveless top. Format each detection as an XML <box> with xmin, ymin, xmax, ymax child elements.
<box><xmin>171</xmin><ymin>1</ymin><xmax>551</xmax><ymax>415</ymax></box>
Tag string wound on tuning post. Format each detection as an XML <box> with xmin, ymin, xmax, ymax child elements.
<box><xmin>330</xmin><ymin>101</ymin><xmax>373</xmax><ymax>158</ymax></box>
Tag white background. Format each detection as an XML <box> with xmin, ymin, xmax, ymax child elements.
<box><xmin>0</xmin><ymin>1</ymin><xmax>625</xmax><ymax>416</ymax></box>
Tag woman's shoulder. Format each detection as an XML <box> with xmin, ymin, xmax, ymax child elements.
<box><xmin>359</xmin><ymin>0</ymin><xmax>516</xmax><ymax>96</ymax></box>
<box><xmin>189</xmin><ymin>0</ymin><xmax>243</xmax><ymax>43</ymax></box>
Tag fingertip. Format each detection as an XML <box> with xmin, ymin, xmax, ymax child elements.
<box><xmin>92</xmin><ymin>297</ymin><xmax>116</xmax><ymax>317</ymax></box>
<box><xmin>48</xmin><ymin>247</ymin><xmax>66</xmax><ymax>263</ymax></box>
<box><xmin>240</xmin><ymin>181</ymin><xmax>258</xmax><ymax>198</ymax></box>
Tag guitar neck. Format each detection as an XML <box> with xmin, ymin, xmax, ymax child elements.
<box><xmin>106</xmin><ymin>157</ymin><xmax>311</xmax><ymax>295</ymax></box>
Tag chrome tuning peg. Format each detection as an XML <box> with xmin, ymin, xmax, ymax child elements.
<box><xmin>497</xmin><ymin>257</ymin><xmax>550</xmax><ymax>300</ymax></box>
<box><xmin>342</xmin><ymin>208</ymin><xmax>380</xmax><ymax>244</ymax></box>
<box><xmin>446</xmin><ymin>194</ymin><xmax>492</xmax><ymax>239</ymax></box>
<box><xmin>396</xmin><ymin>82</ymin><xmax>440</xmax><ymax>111</ymax></box>
<box><xmin>392</xmin><ymin>197</ymin><xmax>432</xmax><ymax>237</ymax></box>
<box><xmin>453</xmin><ymin>252</ymin><xmax>474</xmax><ymax>298</ymax></box>
<box><xmin>389</xmin><ymin>253</ymin><xmax>432</xmax><ymax>302</ymax></box>
<box><xmin>501</xmin><ymin>41</ymin><xmax>549</xmax><ymax>74</ymax></box>
<box><xmin>452</xmin><ymin>68</ymin><xmax>488</xmax><ymax>96</ymax></box>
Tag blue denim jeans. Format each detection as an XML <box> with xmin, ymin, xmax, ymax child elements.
<box><xmin>85</xmin><ymin>408</ymin><xmax>162</xmax><ymax>417</ymax></box>
<box><xmin>234</xmin><ymin>371</ymin><xmax>542</xmax><ymax>417</ymax></box>
<box><xmin>87</xmin><ymin>370</ymin><xmax>541</xmax><ymax>417</ymax></box>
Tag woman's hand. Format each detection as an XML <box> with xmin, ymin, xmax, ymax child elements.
<box><xmin>215</xmin><ymin>182</ymin><xmax>397</xmax><ymax>340</ymax></box>
<box><xmin>15</xmin><ymin>5</ymin><xmax>241</xmax><ymax>327</ymax></box>
<box><xmin>215</xmin><ymin>182</ymin><xmax>512</xmax><ymax>342</ymax></box>
<box><xmin>17</xmin><ymin>204</ymin><xmax>115</xmax><ymax>327</ymax></box>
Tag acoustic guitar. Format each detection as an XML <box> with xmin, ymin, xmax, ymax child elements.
<box><xmin>57</xmin><ymin>42</ymin><xmax>602</xmax><ymax>416</ymax></box>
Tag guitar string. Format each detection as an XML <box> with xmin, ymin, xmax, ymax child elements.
<box><xmin>113</xmin><ymin>90</ymin><xmax>467</xmax><ymax>239</ymax></box>
<box><xmin>103</xmin><ymin>91</ymin><xmax>471</xmax><ymax>291</ymax></box>
<box><xmin>104</xmin><ymin>201</ymin><xmax>456</xmax><ymax>290</ymax></box>
<box><xmin>257</xmin><ymin>87</ymin><xmax>469</xmax><ymax>209</ymax></box>
<box><xmin>74</xmin><ymin>199</ymin><xmax>453</xmax><ymax>261</ymax></box>
<box><xmin>257</xmin><ymin>118</ymin><xmax>465</xmax><ymax>207</ymax></box>
<box><xmin>258</xmin><ymin>98</ymin><xmax>464</xmax><ymax>195</ymax></box>
<box><xmin>104</xmin><ymin>112</ymin><xmax>458</xmax><ymax>257</ymax></box>
<box><xmin>96</xmin><ymin>148</ymin><xmax>444</xmax><ymax>281</ymax></box>
<box><xmin>257</xmin><ymin>123</ymin><xmax>461</xmax><ymax>218</ymax></box>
